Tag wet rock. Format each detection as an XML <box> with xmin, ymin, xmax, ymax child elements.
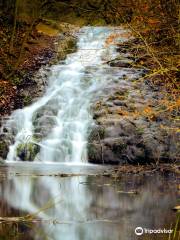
<box><xmin>0</xmin><ymin>158</ymin><xmax>4</xmax><ymax>164</ymax></box>
<box><xmin>33</xmin><ymin>108</ymin><xmax>57</xmax><ymax>139</ymax></box>
<box><xmin>88</xmin><ymin>126</ymin><xmax>106</xmax><ymax>142</ymax></box>
<box><xmin>88</xmin><ymin>131</ymin><xmax>144</xmax><ymax>164</ymax></box>
<box><xmin>55</xmin><ymin>36</ymin><xmax>77</xmax><ymax>61</ymax></box>
<box><xmin>88</xmin><ymin>113</ymin><xmax>179</xmax><ymax>164</ymax></box>
<box><xmin>106</xmin><ymin>102</ymin><xmax>114</xmax><ymax>107</ymax></box>
<box><xmin>88</xmin><ymin>136</ymin><xmax>147</xmax><ymax>164</ymax></box>
<box><xmin>0</xmin><ymin>132</ymin><xmax>13</xmax><ymax>160</ymax></box>
<box><xmin>88</xmin><ymin>143</ymin><xmax>102</xmax><ymax>163</ymax></box>
<box><xmin>0</xmin><ymin>138</ymin><xmax>9</xmax><ymax>160</ymax></box>
<box><xmin>93</xmin><ymin>110</ymin><xmax>107</xmax><ymax>120</ymax></box>
<box><xmin>109</xmin><ymin>59</ymin><xmax>132</xmax><ymax>68</ymax></box>
<box><xmin>16</xmin><ymin>142</ymin><xmax>40</xmax><ymax>161</ymax></box>
<box><xmin>113</xmin><ymin>100</ymin><xmax>127</xmax><ymax>107</ymax></box>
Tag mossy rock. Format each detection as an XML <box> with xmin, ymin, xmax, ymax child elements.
<box><xmin>88</xmin><ymin>143</ymin><xmax>102</xmax><ymax>163</ymax></box>
<box><xmin>0</xmin><ymin>139</ymin><xmax>9</xmax><ymax>160</ymax></box>
<box><xmin>0</xmin><ymin>158</ymin><xmax>4</xmax><ymax>164</ymax></box>
<box><xmin>23</xmin><ymin>95</ymin><xmax>32</xmax><ymax>106</ymax></box>
<box><xmin>89</xmin><ymin>18</ymin><xmax>106</xmax><ymax>26</ymax></box>
<box><xmin>16</xmin><ymin>142</ymin><xmax>40</xmax><ymax>161</ymax></box>
<box><xmin>36</xmin><ymin>22</ymin><xmax>59</xmax><ymax>37</ymax></box>
<box><xmin>112</xmin><ymin>141</ymin><xmax>127</xmax><ymax>153</ymax></box>
<box><xmin>88</xmin><ymin>126</ymin><xmax>105</xmax><ymax>142</ymax></box>
<box><xmin>56</xmin><ymin>36</ymin><xmax>77</xmax><ymax>61</ymax></box>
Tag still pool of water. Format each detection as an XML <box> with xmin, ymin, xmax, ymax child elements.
<box><xmin>0</xmin><ymin>163</ymin><xmax>179</xmax><ymax>240</ymax></box>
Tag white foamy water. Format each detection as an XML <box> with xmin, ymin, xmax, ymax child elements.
<box><xmin>1</xmin><ymin>27</ymin><xmax>138</xmax><ymax>240</ymax></box>
<box><xmin>3</xmin><ymin>27</ymin><xmax>126</xmax><ymax>163</ymax></box>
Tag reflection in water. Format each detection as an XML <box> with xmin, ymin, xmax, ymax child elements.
<box><xmin>0</xmin><ymin>167</ymin><xmax>179</xmax><ymax>240</ymax></box>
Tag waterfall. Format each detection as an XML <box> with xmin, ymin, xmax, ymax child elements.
<box><xmin>1</xmin><ymin>27</ymin><xmax>133</xmax><ymax>240</ymax></box>
<box><xmin>3</xmin><ymin>26</ymin><xmax>121</xmax><ymax>163</ymax></box>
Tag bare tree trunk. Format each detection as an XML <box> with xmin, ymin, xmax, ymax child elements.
<box><xmin>9</xmin><ymin>0</ymin><xmax>19</xmax><ymax>54</ymax></box>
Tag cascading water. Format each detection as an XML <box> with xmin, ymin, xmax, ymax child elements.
<box><xmin>0</xmin><ymin>27</ymin><xmax>179</xmax><ymax>240</ymax></box>
<box><xmin>3</xmin><ymin>27</ymin><xmax>122</xmax><ymax>163</ymax></box>
<box><xmin>1</xmin><ymin>27</ymin><xmax>135</xmax><ymax>240</ymax></box>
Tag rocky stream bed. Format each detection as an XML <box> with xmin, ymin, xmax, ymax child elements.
<box><xmin>0</xmin><ymin>25</ymin><xmax>179</xmax><ymax>240</ymax></box>
<box><xmin>0</xmin><ymin>25</ymin><xmax>179</xmax><ymax>166</ymax></box>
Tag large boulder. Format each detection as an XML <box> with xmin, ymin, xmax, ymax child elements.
<box><xmin>88</xmin><ymin>116</ymin><xmax>178</xmax><ymax>164</ymax></box>
<box><xmin>0</xmin><ymin>133</ymin><xmax>12</xmax><ymax>160</ymax></box>
<box><xmin>0</xmin><ymin>140</ymin><xmax>9</xmax><ymax>160</ymax></box>
<box><xmin>16</xmin><ymin>142</ymin><xmax>40</xmax><ymax>161</ymax></box>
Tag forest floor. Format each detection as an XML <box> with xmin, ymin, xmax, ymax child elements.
<box><xmin>0</xmin><ymin>19</ymin><xmax>78</xmax><ymax>118</ymax></box>
<box><xmin>0</xmin><ymin>20</ymin><xmax>59</xmax><ymax>117</ymax></box>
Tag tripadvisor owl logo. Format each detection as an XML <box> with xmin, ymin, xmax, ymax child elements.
<box><xmin>135</xmin><ymin>227</ymin><xmax>143</xmax><ymax>236</ymax></box>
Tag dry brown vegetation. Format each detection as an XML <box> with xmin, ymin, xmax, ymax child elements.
<box><xmin>104</xmin><ymin>0</ymin><xmax>179</xmax><ymax>134</ymax></box>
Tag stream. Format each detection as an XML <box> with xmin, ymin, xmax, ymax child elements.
<box><xmin>0</xmin><ymin>27</ymin><xmax>179</xmax><ymax>240</ymax></box>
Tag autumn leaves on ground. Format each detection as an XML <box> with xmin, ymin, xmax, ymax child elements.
<box><xmin>0</xmin><ymin>14</ymin><xmax>56</xmax><ymax>115</ymax></box>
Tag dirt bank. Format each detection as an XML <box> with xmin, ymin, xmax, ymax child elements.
<box><xmin>0</xmin><ymin>20</ymin><xmax>78</xmax><ymax>118</ymax></box>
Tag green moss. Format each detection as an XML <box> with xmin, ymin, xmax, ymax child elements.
<box><xmin>36</xmin><ymin>23</ymin><xmax>59</xmax><ymax>36</ymax></box>
<box><xmin>23</xmin><ymin>95</ymin><xmax>32</xmax><ymax>106</ymax></box>
<box><xmin>112</xmin><ymin>141</ymin><xmax>127</xmax><ymax>153</ymax></box>
<box><xmin>0</xmin><ymin>140</ymin><xmax>8</xmax><ymax>159</ymax></box>
<box><xmin>98</xmin><ymin>127</ymin><xmax>105</xmax><ymax>139</ymax></box>
<box><xmin>88</xmin><ymin>126</ymin><xmax>105</xmax><ymax>142</ymax></box>
<box><xmin>89</xmin><ymin>18</ymin><xmax>106</xmax><ymax>26</ymax></box>
<box><xmin>11</xmin><ymin>76</ymin><xmax>22</xmax><ymax>85</ymax></box>
<box><xmin>16</xmin><ymin>142</ymin><xmax>39</xmax><ymax>161</ymax></box>
<box><xmin>87</xmin><ymin>143</ymin><xmax>101</xmax><ymax>162</ymax></box>
<box><xmin>55</xmin><ymin>37</ymin><xmax>77</xmax><ymax>61</ymax></box>
<box><xmin>136</xmin><ymin>127</ymin><xmax>144</xmax><ymax>135</ymax></box>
